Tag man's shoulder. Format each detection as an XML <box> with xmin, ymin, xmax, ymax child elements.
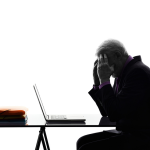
<box><xmin>125</xmin><ymin>57</ymin><xmax>149</xmax><ymax>73</ymax></box>
<box><xmin>125</xmin><ymin>60</ymin><xmax>150</xmax><ymax>82</ymax></box>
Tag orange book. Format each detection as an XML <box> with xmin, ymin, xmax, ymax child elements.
<box><xmin>0</xmin><ymin>114</ymin><xmax>26</xmax><ymax>120</ymax></box>
<box><xmin>0</xmin><ymin>106</ymin><xmax>28</xmax><ymax>116</ymax></box>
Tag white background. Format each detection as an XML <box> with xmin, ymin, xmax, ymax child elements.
<box><xmin>0</xmin><ymin>0</ymin><xmax>150</xmax><ymax>149</ymax></box>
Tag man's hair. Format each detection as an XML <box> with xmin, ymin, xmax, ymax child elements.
<box><xmin>95</xmin><ymin>39</ymin><xmax>128</xmax><ymax>57</ymax></box>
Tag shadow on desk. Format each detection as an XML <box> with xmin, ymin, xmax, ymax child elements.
<box><xmin>99</xmin><ymin>117</ymin><xmax>116</xmax><ymax>126</ymax></box>
<box><xmin>46</xmin><ymin>121</ymin><xmax>85</xmax><ymax>125</ymax></box>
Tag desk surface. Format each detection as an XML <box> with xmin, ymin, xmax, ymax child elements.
<box><xmin>0</xmin><ymin>114</ymin><xmax>116</xmax><ymax>127</ymax></box>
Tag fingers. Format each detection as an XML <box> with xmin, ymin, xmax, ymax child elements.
<box><xmin>100</xmin><ymin>54</ymin><xmax>104</xmax><ymax>63</ymax></box>
<box><xmin>104</xmin><ymin>54</ymin><xmax>108</xmax><ymax>63</ymax></box>
<box><xmin>97</xmin><ymin>57</ymin><xmax>101</xmax><ymax>67</ymax></box>
<box><xmin>94</xmin><ymin>59</ymin><xmax>98</xmax><ymax>65</ymax></box>
<box><xmin>94</xmin><ymin>62</ymin><xmax>98</xmax><ymax>68</ymax></box>
<box><xmin>98</xmin><ymin>54</ymin><xmax>108</xmax><ymax>64</ymax></box>
<box><xmin>97</xmin><ymin>54</ymin><xmax>104</xmax><ymax>65</ymax></box>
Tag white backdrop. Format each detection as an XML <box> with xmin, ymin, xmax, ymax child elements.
<box><xmin>0</xmin><ymin>0</ymin><xmax>150</xmax><ymax>149</ymax></box>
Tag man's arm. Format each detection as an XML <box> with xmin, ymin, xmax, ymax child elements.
<box><xmin>90</xmin><ymin>59</ymin><xmax>108</xmax><ymax>116</ymax></box>
<box><xmin>88</xmin><ymin>87</ymin><xmax>107</xmax><ymax>116</ymax></box>
<box><xmin>95</xmin><ymin>69</ymin><xmax>149</xmax><ymax>122</ymax></box>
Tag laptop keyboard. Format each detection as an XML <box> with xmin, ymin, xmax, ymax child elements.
<box><xmin>51</xmin><ymin>115</ymin><xmax>67</xmax><ymax>119</ymax></box>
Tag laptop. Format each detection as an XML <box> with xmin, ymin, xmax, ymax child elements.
<box><xmin>33</xmin><ymin>84</ymin><xmax>86</xmax><ymax>123</ymax></box>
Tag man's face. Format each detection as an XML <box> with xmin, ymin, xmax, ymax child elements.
<box><xmin>99</xmin><ymin>51</ymin><xmax>121</xmax><ymax>78</ymax></box>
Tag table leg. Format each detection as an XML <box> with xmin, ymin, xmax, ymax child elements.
<box><xmin>43</xmin><ymin>129</ymin><xmax>50</xmax><ymax>150</ymax></box>
<box><xmin>42</xmin><ymin>135</ymin><xmax>47</xmax><ymax>150</ymax></box>
<box><xmin>35</xmin><ymin>127</ymin><xmax>50</xmax><ymax>150</ymax></box>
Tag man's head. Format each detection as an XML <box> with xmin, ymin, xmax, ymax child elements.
<box><xmin>95</xmin><ymin>39</ymin><xmax>129</xmax><ymax>78</ymax></box>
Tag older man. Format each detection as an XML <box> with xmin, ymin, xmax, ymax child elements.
<box><xmin>77</xmin><ymin>39</ymin><xmax>150</xmax><ymax>150</ymax></box>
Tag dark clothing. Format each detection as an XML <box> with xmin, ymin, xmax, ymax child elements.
<box><xmin>77</xmin><ymin>131</ymin><xmax>150</xmax><ymax>150</ymax></box>
<box><xmin>89</xmin><ymin>55</ymin><xmax>150</xmax><ymax>133</ymax></box>
<box><xmin>77</xmin><ymin>56</ymin><xmax>150</xmax><ymax>150</ymax></box>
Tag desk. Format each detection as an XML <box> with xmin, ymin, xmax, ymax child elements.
<box><xmin>0</xmin><ymin>114</ymin><xmax>116</xmax><ymax>150</ymax></box>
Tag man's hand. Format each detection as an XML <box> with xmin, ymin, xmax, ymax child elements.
<box><xmin>93</xmin><ymin>59</ymin><xmax>100</xmax><ymax>85</ymax></box>
<box><xmin>97</xmin><ymin>54</ymin><xmax>114</xmax><ymax>84</ymax></box>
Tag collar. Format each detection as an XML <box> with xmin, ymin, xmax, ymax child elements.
<box><xmin>116</xmin><ymin>55</ymin><xmax>133</xmax><ymax>80</ymax></box>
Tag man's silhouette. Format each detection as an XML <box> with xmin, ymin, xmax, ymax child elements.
<box><xmin>77</xmin><ymin>39</ymin><xmax>150</xmax><ymax>150</ymax></box>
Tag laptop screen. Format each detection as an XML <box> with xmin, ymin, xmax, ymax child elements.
<box><xmin>33</xmin><ymin>84</ymin><xmax>48</xmax><ymax>120</ymax></box>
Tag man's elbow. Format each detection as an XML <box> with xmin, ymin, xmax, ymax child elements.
<box><xmin>108</xmin><ymin>116</ymin><xmax>116</xmax><ymax>122</ymax></box>
<box><xmin>107</xmin><ymin>113</ymin><xmax>118</xmax><ymax>122</ymax></box>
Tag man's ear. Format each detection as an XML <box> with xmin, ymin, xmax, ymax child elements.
<box><xmin>114</xmin><ymin>51</ymin><xmax>122</xmax><ymax>59</ymax></box>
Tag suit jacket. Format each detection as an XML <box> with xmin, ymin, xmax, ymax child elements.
<box><xmin>89</xmin><ymin>56</ymin><xmax>150</xmax><ymax>133</ymax></box>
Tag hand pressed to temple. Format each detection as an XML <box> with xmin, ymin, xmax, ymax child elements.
<box><xmin>97</xmin><ymin>54</ymin><xmax>114</xmax><ymax>84</ymax></box>
<box><xmin>93</xmin><ymin>59</ymin><xmax>100</xmax><ymax>85</ymax></box>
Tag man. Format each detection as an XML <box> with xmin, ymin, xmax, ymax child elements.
<box><xmin>77</xmin><ymin>39</ymin><xmax>150</xmax><ymax>150</ymax></box>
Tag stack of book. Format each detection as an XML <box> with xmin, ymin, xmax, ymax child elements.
<box><xmin>0</xmin><ymin>106</ymin><xmax>28</xmax><ymax>125</ymax></box>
